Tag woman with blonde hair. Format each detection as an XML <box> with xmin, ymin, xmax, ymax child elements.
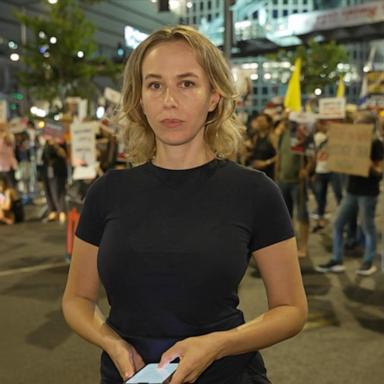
<box><xmin>62</xmin><ymin>25</ymin><xmax>307</xmax><ymax>384</ymax></box>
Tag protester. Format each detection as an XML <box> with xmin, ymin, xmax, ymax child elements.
<box><xmin>0</xmin><ymin>174</ymin><xmax>19</xmax><ymax>225</ymax></box>
<box><xmin>312</xmin><ymin>119</ymin><xmax>343</xmax><ymax>231</ymax></box>
<box><xmin>316</xmin><ymin>112</ymin><xmax>384</xmax><ymax>276</ymax></box>
<box><xmin>62</xmin><ymin>25</ymin><xmax>307</xmax><ymax>384</ymax></box>
<box><xmin>41</xmin><ymin>138</ymin><xmax>68</xmax><ymax>223</ymax></box>
<box><xmin>245</xmin><ymin>113</ymin><xmax>276</xmax><ymax>179</ymax></box>
<box><xmin>0</xmin><ymin>122</ymin><xmax>18</xmax><ymax>187</ymax></box>
<box><xmin>275</xmin><ymin>119</ymin><xmax>315</xmax><ymax>258</ymax></box>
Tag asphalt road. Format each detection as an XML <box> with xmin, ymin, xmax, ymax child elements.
<box><xmin>0</xmin><ymin>192</ymin><xmax>383</xmax><ymax>384</ymax></box>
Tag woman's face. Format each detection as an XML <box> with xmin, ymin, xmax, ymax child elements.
<box><xmin>141</xmin><ymin>40</ymin><xmax>219</xmax><ymax>149</ymax></box>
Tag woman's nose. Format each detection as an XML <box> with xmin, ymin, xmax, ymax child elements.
<box><xmin>163</xmin><ymin>88</ymin><xmax>177</xmax><ymax>108</ymax></box>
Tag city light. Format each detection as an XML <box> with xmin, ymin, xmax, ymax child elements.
<box><xmin>241</xmin><ymin>63</ymin><xmax>258</xmax><ymax>69</ymax></box>
<box><xmin>264</xmin><ymin>73</ymin><xmax>272</xmax><ymax>80</ymax></box>
<box><xmin>50</xmin><ymin>36</ymin><xmax>57</xmax><ymax>44</ymax></box>
<box><xmin>77</xmin><ymin>51</ymin><xmax>84</xmax><ymax>58</ymax></box>
<box><xmin>250</xmin><ymin>74</ymin><xmax>259</xmax><ymax>80</ymax></box>
<box><xmin>48</xmin><ymin>0</ymin><xmax>58</xmax><ymax>4</ymax></box>
<box><xmin>38</xmin><ymin>31</ymin><xmax>46</xmax><ymax>39</ymax></box>
<box><xmin>363</xmin><ymin>65</ymin><xmax>370</xmax><ymax>73</ymax></box>
<box><xmin>314</xmin><ymin>88</ymin><xmax>322</xmax><ymax>96</ymax></box>
<box><xmin>96</xmin><ymin>106</ymin><xmax>105</xmax><ymax>119</ymax></box>
<box><xmin>8</xmin><ymin>41</ymin><xmax>18</xmax><ymax>49</ymax></box>
<box><xmin>10</xmin><ymin>53</ymin><xmax>20</xmax><ymax>62</ymax></box>
<box><xmin>31</xmin><ymin>106</ymin><xmax>47</xmax><ymax>117</ymax></box>
<box><xmin>186</xmin><ymin>1</ymin><xmax>192</xmax><ymax>8</ymax></box>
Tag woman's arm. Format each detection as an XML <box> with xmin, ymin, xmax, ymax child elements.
<box><xmin>217</xmin><ymin>237</ymin><xmax>307</xmax><ymax>356</ymax></box>
<box><xmin>161</xmin><ymin>237</ymin><xmax>307</xmax><ymax>384</ymax></box>
<box><xmin>62</xmin><ymin>236</ymin><xmax>144</xmax><ymax>380</ymax></box>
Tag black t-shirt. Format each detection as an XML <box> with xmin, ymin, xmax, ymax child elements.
<box><xmin>347</xmin><ymin>138</ymin><xmax>384</xmax><ymax>196</ymax></box>
<box><xmin>247</xmin><ymin>135</ymin><xmax>276</xmax><ymax>179</ymax></box>
<box><xmin>76</xmin><ymin>159</ymin><xmax>294</xmax><ymax>383</ymax></box>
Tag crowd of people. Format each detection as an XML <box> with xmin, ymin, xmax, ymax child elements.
<box><xmin>241</xmin><ymin>105</ymin><xmax>383</xmax><ymax>276</ymax></box>
<box><xmin>1</xmin><ymin>98</ymin><xmax>383</xmax><ymax>280</ymax></box>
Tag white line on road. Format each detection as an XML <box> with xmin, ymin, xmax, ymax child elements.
<box><xmin>0</xmin><ymin>261</ymin><xmax>69</xmax><ymax>277</ymax></box>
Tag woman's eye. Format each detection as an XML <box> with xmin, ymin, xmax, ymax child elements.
<box><xmin>181</xmin><ymin>80</ymin><xmax>195</xmax><ymax>88</ymax></box>
<box><xmin>148</xmin><ymin>82</ymin><xmax>161</xmax><ymax>90</ymax></box>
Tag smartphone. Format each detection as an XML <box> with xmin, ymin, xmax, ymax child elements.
<box><xmin>124</xmin><ymin>363</ymin><xmax>178</xmax><ymax>384</ymax></box>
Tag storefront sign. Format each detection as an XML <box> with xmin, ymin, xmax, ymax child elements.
<box><xmin>327</xmin><ymin>123</ymin><xmax>373</xmax><ymax>177</ymax></box>
<box><xmin>274</xmin><ymin>1</ymin><xmax>384</xmax><ymax>37</ymax></box>
<box><xmin>366</xmin><ymin>71</ymin><xmax>384</xmax><ymax>95</ymax></box>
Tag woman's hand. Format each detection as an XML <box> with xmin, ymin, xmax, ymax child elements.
<box><xmin>159</xmin><ymin>332</ymin><xmax>226</xmax><ymax>384</ymax></box>
<box><xmin>105</xmin><ymin>338</ymin><xmax>145</xmax><ymax>381</ymax></box>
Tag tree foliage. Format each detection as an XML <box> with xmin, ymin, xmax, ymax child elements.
<box><xmin>15</xmin><ymin>0</ymin><xmax>122</xmax><ymax>105</ymax></box>
<box><xmin>270</xmin><ymin>39</ymin><xmax>349</xmax><ymax>94</ymax></box>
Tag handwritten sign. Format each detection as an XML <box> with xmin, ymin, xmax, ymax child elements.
<box><xmin>70</xmin><ymin>121</ymin><xmax>98</xmax><ymax>173</ymax></box>
<box><xmin>327</xmin><ymin>123</ymin><xmax>373</xmax><ymax>177</ymax></box>
<box><xmin>319</xmin><ymin>98</ymin><xmax>346</xmax><ymax>119</ymax></box>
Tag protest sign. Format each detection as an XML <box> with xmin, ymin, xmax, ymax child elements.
<box><xmin>70</xmin><ymin>121</ymin><xmax>98</xmax><ymax>167</ymax></box>
<box><xmin>43</xmin><ymin>120</ymin><xmax>65</xmax><ymax>143</ymax></box>
<box><xmin>318</xmin><ymin>97</ymin><xmax>346</xmax><ymax>119</ymax></box>
<box><xmin>327</xmin><ymin>123</ymin><xmax>373</xmax><ymax>177</ymax></box>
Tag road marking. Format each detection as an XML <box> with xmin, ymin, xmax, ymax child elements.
<box><xmin>0</xmin><ymin>261</ymin><xmax>69</xmax><ymax>277</ymax></box>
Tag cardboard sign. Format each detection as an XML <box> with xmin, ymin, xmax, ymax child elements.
<box><xmin>70</xmin><ymin>121</ymin><xmax>98</xmax><ymax>171</ymax></box>
<box><xmin>0</xmin><ymin>100</ymin><xmax>7</xmax><ymax>123</ymax></box>
<box><xmin>327</xmin><ymin>123</ymin><xmax>373</xmax><ymax>177</ymax></box>
<box><xmin>319</xmin><ymin>98</ymin><xmax>346</xmax><ymax>119</ymax></box>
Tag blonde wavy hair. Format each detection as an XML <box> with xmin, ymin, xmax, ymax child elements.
<box><xmin>115</xmin><ymin>25</ymin><xmax>244</xmax><ymax>164</ymax></box>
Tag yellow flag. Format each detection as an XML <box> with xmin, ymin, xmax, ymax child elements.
<box><xmin>284</xmin><ymin>57</ymin><xmax>302</xmax><ymax>112</ymax></box>
<box><xmin>336</xmin><ymin>75</ymin><xmax>345</xmax><ymax>97</ymax></box>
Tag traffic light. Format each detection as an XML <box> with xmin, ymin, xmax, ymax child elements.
<box><xmin>113</xmin><ymin>42</ymin><xmax>126</xmax><ymax>63</ymax></box>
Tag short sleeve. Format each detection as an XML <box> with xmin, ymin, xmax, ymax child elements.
<box><xmin>249</xmin><ymin>174</ymin><xmax>294</xmax><ymax>252</ymax></box>
<box><xmin>75</xmin><ymin>173</ymin><xmax>108</xmax><ymax>246</ymax></box>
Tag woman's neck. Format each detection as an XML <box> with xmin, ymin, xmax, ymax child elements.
<box><xmin>152</xmin><ymin>143</ymin><xmax>215</xmax><ymax>170</ymax></box>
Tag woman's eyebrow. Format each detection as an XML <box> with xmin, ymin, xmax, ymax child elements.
<box><xmin>143</xmin><ymin>72</ymin><xmax>199</xmax><ymax>81</ymax></box>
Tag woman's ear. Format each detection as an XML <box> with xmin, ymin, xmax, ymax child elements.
<box><xmin>208</xmin><ymin>91</ymin><xmax>221</xmax><ymax>112</ymax></box>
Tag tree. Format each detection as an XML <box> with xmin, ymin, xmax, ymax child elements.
<box><xmin>270</xmin><ymin>39</ymin><xmax>348</xmax><ymax>95</ymax></box>
<box><xmin>15</xmin><ymin>0</ymin><xmax>122</xmax><ymax>108</ymax></box>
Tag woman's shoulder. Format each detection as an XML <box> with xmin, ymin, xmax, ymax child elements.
<box><xmin>224</xmin><ymin>160</ymin><xmax>271</xmax><ymax>182</ymax></box>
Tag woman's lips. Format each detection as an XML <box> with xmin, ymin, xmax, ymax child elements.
<box><xmin>161</xmin><ymin>119</ymin><xmax>184</xmax><ymax>128</ymax></box>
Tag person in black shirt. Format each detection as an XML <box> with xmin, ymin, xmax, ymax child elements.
<box><xmin>41</xmin><ymin>139</ymin><xmax>68</xmax><ymax>223</ymax></box>
<box><xmin>246</xmin><ymin>113</ymin><xmax>276</xmax><ymax>179</ymax></box>
<box><xmin>316</xmin><ymin>113</ymin><xmax>384</xmax><ymax>276</ymax></box>
<box><xmin>62</xmin><ymin>26</ymin><xmax>307</xmax><ymax>384</ymax></box>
